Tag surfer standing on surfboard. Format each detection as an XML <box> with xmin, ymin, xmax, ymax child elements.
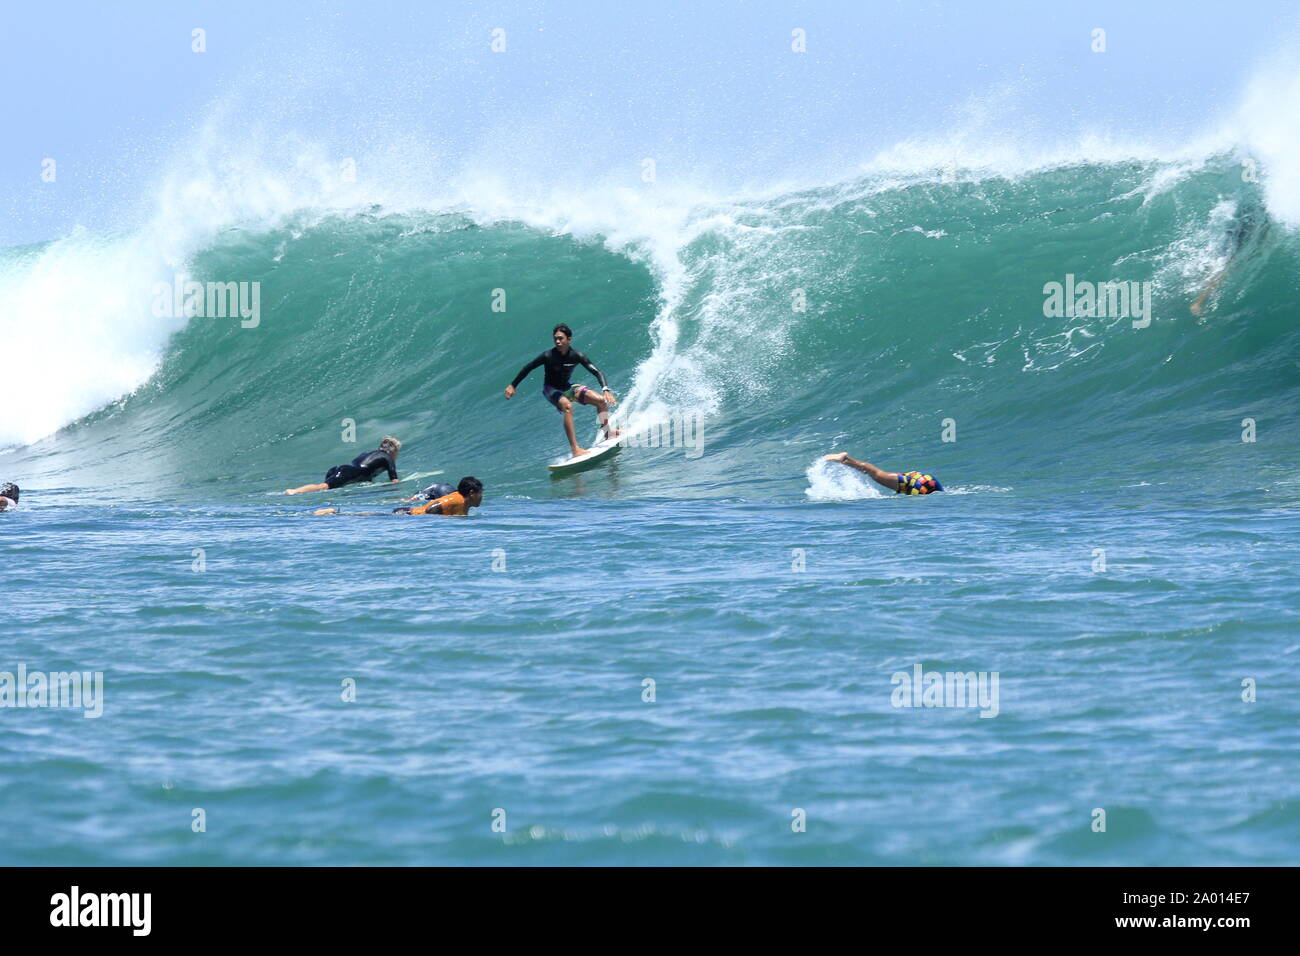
<box><xmin>504</xmin><ymin>324</ymin><xmax>619</xmax><ymax>458</ymax></box>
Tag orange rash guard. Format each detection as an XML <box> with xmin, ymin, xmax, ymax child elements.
<box><xmin>408</xmin><ymin>491</ymin><xmax>469</xmax><ymax>516</ymax></box>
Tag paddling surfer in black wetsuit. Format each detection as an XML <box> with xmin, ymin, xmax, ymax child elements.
<box><xmin>284</xmin><ymin>436</ymin><xmax>402</xmax><ymax>495</ymax></box>
<box><xmin>504</xmin><ymin>324</ymin><xmax>619</xmax><ymax>458</ymax></box>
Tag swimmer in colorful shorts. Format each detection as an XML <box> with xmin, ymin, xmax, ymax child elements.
<box><xmin>314</xmin><ymin>477</ymin><xmax>483</xmax><ymax>517</ymax></box>
<box><xmin>0</xmin><ymin>482</ymin><xmax>19</xmax><ymax>511</ymax></box>
<box><xmin>504</xmin><ymin>324</ymin><xmax>619</xmax><ymax>459</ymax></box>
<box><xmin>822</xmin><ymin>452</ymin><xmax>944</xmax><ymax>495</ymax></box>
<box><xmin>285</xmin><ymin>436</ymin><xmax>401</xmax><ymax>495</ymax></box>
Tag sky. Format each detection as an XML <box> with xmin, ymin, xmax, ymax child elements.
<box><xmin>3</xmin><ymin>0</ymin><xmax>1299</xmax><ymax>246</ymax></box>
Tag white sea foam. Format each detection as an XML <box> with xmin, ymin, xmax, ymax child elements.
<box><xmin>803</xmin><ymin>458</ymin><xmax>886</xmax><ymax>501</ymax></box>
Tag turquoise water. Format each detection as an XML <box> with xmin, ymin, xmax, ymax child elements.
<box><xmin>2</xmin><ymin>157</ymin><xmax>1299</xmax><ymax>864</ymax></box>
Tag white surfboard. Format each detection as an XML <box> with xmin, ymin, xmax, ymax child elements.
<box><xmin>346</xmin><ymin>469</ymin><xmax>446</xmax><ymax>491</ymax></box>
<box><xmin>271</xmin><ymin>470</ymin><xmax>445</xmax><ymax>496</ymax></box>
<box><xmin>548</xmin><ymin>430</ymin><xmax>622</xmax><ymax>474</ymax></box>
<box><xmin>397</xmin><ymin>470</ymin><xmax>446</xmax><ymax>485</ymax></box>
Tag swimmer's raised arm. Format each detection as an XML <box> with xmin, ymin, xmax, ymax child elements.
<box><xmin>824</xmin><ymin>451</ymin><xmax>872</xmax><ymax>474</ymax></box>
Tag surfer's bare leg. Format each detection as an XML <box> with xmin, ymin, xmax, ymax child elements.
<box><xmin>557</xmin><ymin>397</ymin><xmax>586</xmax><ymax>457</ymax></box>
<box><xmin>824</xmin><ymin>453</ymin><xmax>898</xmax><ymax>491</ymax></box>
<box><xmin>313</xmin><ymin>507</ymin><xmax>339</xmax><ymax>515</ymax></box>
<box><xmin>1191</xmin><ymin>266</ymin><xmax>1230</xmax><ymax>316</ymax></box>
<box><xmin>286</xmin><ymin>482</ymin><xmax>329</xmax><ymax>495</ymax></box>
<box><xmin>578</xmin><ymin>388</ymin><xmax>621</xmax><ymax>439</ymax></box>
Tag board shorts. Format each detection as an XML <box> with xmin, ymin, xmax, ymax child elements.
<box><xmin>543</xmin><ymin>383</ymin><xmax>593</xmax><ymax>410</ymax></box>
<box><xmin>324</xmin><ymin>464</ymin><xmax>368</xmax><ymax>489</ymax></box>
<box><xmin>896</xmin><ymin>471</ymin><xmax>943</xmax><ymax>495</ymax></box>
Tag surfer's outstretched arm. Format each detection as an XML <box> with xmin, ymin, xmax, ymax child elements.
<box><xmin>824</xmin><ymin>452</ymin><xmax>898</xmax><ymax>491</ymax></box>
<box><xmin>505</xmin><ymin>353</ymin><xmax>546</xmax><ymax>397</ymax></box>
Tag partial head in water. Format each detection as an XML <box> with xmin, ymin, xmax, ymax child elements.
<box><xmin>0</xmin><ymin>482</ymin><xmax>18</xmax><ymax>503</ymax></box>
<box><xmin>457</xmin><ymin>476</ymin><xmax>484</xmax><ymax>507</ymax></box>
<box><xmin>379</xmin><ymin>436</ymin><xmax>401</xmax><ymax>459</ymax></box>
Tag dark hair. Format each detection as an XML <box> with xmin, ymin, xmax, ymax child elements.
<box><xmin>0</xmin><ymin>482</ymin><xmax>18</xmax><ymax>502</ymax></box>
<box><xmin>552</xmin><ymin>324</ymin><xmax>573</xmax><ymax>339</ymax></box>
<box><xmin>457</xmin><ymin>476</ymin><xmax>483</xmax><ymax>496</ymax></box>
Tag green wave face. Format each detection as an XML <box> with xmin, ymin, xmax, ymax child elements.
<box><xmin>4</xmin><ymin>157</ymin><xmax>1298</xmax><ymax>501</ymax></box>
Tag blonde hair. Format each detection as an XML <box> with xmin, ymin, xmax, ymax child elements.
<box><xmin>379</xmin><ymin>436</ymin><xmax>401</xmax><ymax>457</ymax></box>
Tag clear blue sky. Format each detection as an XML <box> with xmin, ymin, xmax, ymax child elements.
<box><xmin>3</xmin><ymin>0</ymin><xmax>1298</xmax><ymax>245</ymax></box>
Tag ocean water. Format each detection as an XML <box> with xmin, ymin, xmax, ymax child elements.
<box><xmin>3</xmin><ymin>151</ymin><xmax>1299</xmax><ymax>865</ymax></box>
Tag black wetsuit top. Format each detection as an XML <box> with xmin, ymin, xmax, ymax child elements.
<box><xmin>350</xmin><ymin>450</ymin><xmax>398</xmax><ymax>481</ymax></box>
<box><xmin>510</xmin><ymin>347</ymin><xmax>608</xmax><ymax>392</ymax></box>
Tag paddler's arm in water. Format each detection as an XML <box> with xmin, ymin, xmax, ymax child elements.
<box><xmin>504</xmin><ymin>353</ymin><xmax>546</xmax><ymax>398</ymax></box>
